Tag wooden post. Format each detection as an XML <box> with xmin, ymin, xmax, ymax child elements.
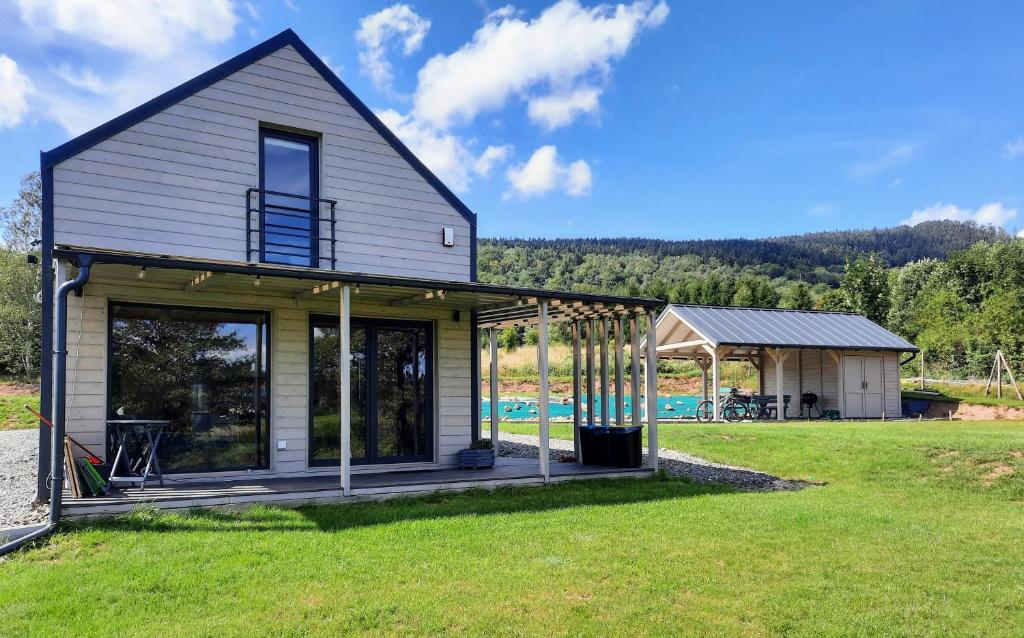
<box><xmin>489</xmin><ymin>328</ymin><xmax>499</xmax><ymax>447</ymax></box>
<box><xmin>775</xmin><ymin>348</ymin><xmax>786</xmax><ymax>421</ymax></box>
<box><xmin>630</xmin><ymin>314</ymin><xmax>642</xmax><ymax>428</ymax></box>
<box><xmin>339</xmin><ymin>285</ymin><xmax>351</xmax><ymax>496</ymax></box>
<box><xmin>600</xmin><ymin>317</ymin><xmax>610</xmax><ymax>426</ymax></box>
<box><xmin>571</xmin><ymin>320</ymin><xmax>582</xmax><ymax>460</ymax></box>
<box><xmin>919</xmin><ymin>351</ymin><xmax>925</xmax><ymax>391</ymax></box>
<box><xmin>997</xmin><ymin>351</ymin><xmax>1002</xmax><ymax>398</ymax></box>
<box><xmin>645</xmin><ymin>309</ymin><xmax>659</xmax><ymax>469</ymax></box>
<box><xmin>711</xmin><ymin>347</ymin><xmax>721</xmax><ymax>422</ymax></box>
<box><xmin>1001</xmin><ymin>350</ymin><xmax>1023</xmax><ymax>401</ymax></box>
<box><xmin>701</xmin><ymin>360</ymin><xmax>709</xmax><ymax>402</ymax></box>
<box><xmin>586</xmin><ymin>318</ymin><xmax>596</xmax><ymax>425</ymax></box>
<box><xmin>614</xmin><ymin>315</ymin><xmax>625</xmax><ymax>425</ymax></box>
<box><xmin>538</xmin><ymin>301</ymin><xmax>550</xmax><ymax>482</ymax></box>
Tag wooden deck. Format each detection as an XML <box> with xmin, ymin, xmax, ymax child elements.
<box><xmin>62</xmin><ymin>457</ymin><xmax>654</xmax><ymax>518</ymax></box>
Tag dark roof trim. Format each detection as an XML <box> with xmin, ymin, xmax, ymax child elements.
<box><xmin>668</xmin><ymin>303</ymin><xmax>861</xmax><ymax>316</ymax></box>
<box><xmin>40</xmin><ymin>29</ymin><xmax>477</xmax><ymax>230</ymax></box>
<box><xmin>54</xmin><ymin>247</ymin><xmax>662</xmax><ymax>308</ymax></box>
<box><xmin>713</xmin><ymin>341</ymin><xmax>918</xmax><ymax>353</ymax></box>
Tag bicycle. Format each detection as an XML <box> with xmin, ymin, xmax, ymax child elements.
<box><xmin>695</xmin><ymin>388</ymin><xmax>751</xmax><ymax>422</ymax></box>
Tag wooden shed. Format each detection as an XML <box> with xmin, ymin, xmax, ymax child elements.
<box><xmin>650</xmin><ymin>305</ymin><xmax>919</xmax><ymax>420</ymax></box>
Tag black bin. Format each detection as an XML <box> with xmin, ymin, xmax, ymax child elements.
<box><xmin>578</xmin><ymin>425</ymin><xmax>643</xmax><ymax>468</ymax></box>
<box><xmin>578</xmin><ymin>425</ymin><xmax>608</xmax><ymax>466</ymax></box>
<box><xmin>606</xmin><ymin>426</ymin><xmax>643</xmax><ymax>468</ymax></box>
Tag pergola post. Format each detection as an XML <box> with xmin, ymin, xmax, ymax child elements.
<box><xmin>775</xmin><ymin>348</ymin><xmax>787</xmax><ymax>421</ymax></box>
<box><xmin>489</xmin><ymin>328</ymin><xmax>499</xmax><ymax>446</ymax></box>
<box><xmin>697</xmin><ymin>358</ymin><xmax>709</xmax><ymax>402</ymax></box>
<box><xmin>645</xmin><ymin>309</ymin><xmax>659</xmax><ymax>469</ymax></box>
<box><xmin>339</xmin><ymin>285</ymin><xmax>351</xmax><ymax>496</ymax></box>
<box><xmin>586</xmin><ymin>319</ymin><xmax>596</xmax><ymax>425</ymax></box>
<box><xmin>600</xmin><ymin>317</ymin><xmax>610</xmax><ymax>426</ymax></box>
<box><xmin>710</xmin><ymin>346</ymin><xmax>721</xmax><ymax>422</ymax></box>
<box><xmin>571</xmin><ymin>320</ymin><xmax>582</xmax><ymax>459</ymax></box>
<box><xmin>614</xmin><ymin>315</ymin><xmax>625</xmax><ymax>425</ymax></box>
<box><xmin>537</xmin><ymin>301</ymin><xmax>550</xmax><ymax>482</ymax></box>
<box><xmin>630</xmin><ymin>314</ymin><xmax>642</xmax><ymax>428</ymax></box>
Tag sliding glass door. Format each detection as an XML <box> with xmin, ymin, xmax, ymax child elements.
<box><xmin>310</xmin><ymin>316</ymin><xmax>432</xmax><ymax>466</ymax></box>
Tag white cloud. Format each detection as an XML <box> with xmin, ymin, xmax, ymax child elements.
<box><xmin>849</xmin><ymin>143</ymin><xmax>917</xmax><ymax>178</ymax></box>
<box><xmin>473</xmin><ymin>144</ymin><xmax>513</xmax><ymax>177</ymax></box>
<box><xmin>11</xmin><ymin>0</ymin><xmax>244</xmax><ymax>135</ymax></box>
<box><xmin>412</xmin><ymin>0</ymin><xmax>668</xmax><ymax>129</ymax></box>
<box><xmin>505</xmin><ymin>145</ymin><xmax>592</xmax><ymax>199</ymax></box>
<box><xmin>15</xmin><ymin>0</ymin><xmax>239</xmax><ymax>59</ymax></box>
<box><xmin>527</xmin><ymin>86</ymin><xmax>601</xmax><ymax>131</ymax></box>
<box><xmin>378</xmin><ymin>109</ymin><xmax>514</xmax><ymax>192</ymax></box>
<box><xmin>1003</xmin><ymin>137</ymin><xmax>1024</xmax><ymax>160</ymax></box>
<box><xmin>900</xmin><ymin>201</ymin><xmax>1019</xmax><ymax>229</ymax></box>
<box><xmin>0</xmin><ymin>55</ymin><xmax>32</xmax><ymax>129</ymax></box>
<box><xmin>356</xmin><ymin>4</ymin><xmax>431</xmax><ymax>94</ymax></box>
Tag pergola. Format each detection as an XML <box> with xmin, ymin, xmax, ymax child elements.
<box><xmin>647</xmin><ymin>304</ymin><xmax>919</xmax><ymax>421</ymax></box>
<box><xmin>476</xmin><ymin>301</ymin><xmax>664</xmax><ymax>477</ymax></box>
<box><xmin>53</xmin><ymin>248</ymin><xmax>663</xmax><ymax>494</ymax></box>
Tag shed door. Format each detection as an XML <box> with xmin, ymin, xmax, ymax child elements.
<box><xmin>843</xmin><ymin>356</ymin><xmax>865</xmax><ymax>418</ymax></box>
<box><xmin>862</xmin><ymin>356</ymin><xmax>884</xmax><ymax>418</ymax></box>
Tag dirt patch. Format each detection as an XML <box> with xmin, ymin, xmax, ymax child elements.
<box><xmin>926</xmin><ymin>400</ymin><xmax>1024</xmax><ymax>421</ymax></box>
<box><xmin>0</xmin><ymin>382</ymin><xmax>37</xmax><ymax>397</ymax></box>
<box><xmin>982</xmin><ymin>465</ymin><xmax>1015</xmax><ymax>486</ymax></box>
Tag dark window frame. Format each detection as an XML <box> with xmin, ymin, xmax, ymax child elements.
<box><xmin>308</xmin><ymin>315</ymin><xmax>435</xmax><ymax>467</ymax></box>
<box><xmin>106</xmin><ymin>301</ymin><xmax>272</xmax><ymax>473</ymax></box>
<box><xmin>259</xmin><ymin>127</ymin><xmax>320</xmax><ymax>268</ymax></box>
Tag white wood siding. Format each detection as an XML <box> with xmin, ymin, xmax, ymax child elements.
<box><xmin>760</xmin><ymin>349</ymin><xmax>899</xmax><ymax>417</ymax></box>
<box><xmin>62</xmin><ymin>279</ymin><xmax>473</xmax><ymax>480</ymax></box>
<box><xmin>52</xmin><ymin>45</ymin><xmax>472</xmax><ymax>281</ymax></box>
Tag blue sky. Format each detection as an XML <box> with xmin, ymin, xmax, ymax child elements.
<box><xmin>1</xmin><ymin>0</ymin><xmax>1022</xmax><ymax>239</ymax></box>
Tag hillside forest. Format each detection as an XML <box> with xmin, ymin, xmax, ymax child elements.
<box><xmin>0</xmin><ymin>171</ymin><xmax>1021</xmax><ymax>381</ymax></box>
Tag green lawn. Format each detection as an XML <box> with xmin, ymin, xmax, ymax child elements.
<box><xmin>0</xmin><ymin>393</ymin><xmax>39</xmax><ymax>431</ymax></box>
<box><xmin>2</xmin><ymin>421</ymin><xmax>1023</xmax><ymax>636</ymax></box>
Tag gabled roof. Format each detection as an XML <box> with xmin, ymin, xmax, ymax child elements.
<box><xmin>39</xmin><ymin>29</ymin><xmax>476</xmax><ymax>228</ymax></box>
<box><xmin>660</xmin><ymin>304</ymin><xmax>918</xmax><ymax>352</ymax></box>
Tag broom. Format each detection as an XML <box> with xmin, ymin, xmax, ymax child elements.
<box><xmin>25</xmin><ymin>405</ymin><xmax>103</xmax><ymax>464</ymax></box>
<box><xmin>27</xmin><ymin>404</ymin><xmax>109</xmax><ymax>496</ymax></box>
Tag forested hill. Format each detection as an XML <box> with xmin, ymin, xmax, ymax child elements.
<box><xmin>479</xmin><ymin>220</ymin><xmax>1007</xmax><ymax>290</ymax></box>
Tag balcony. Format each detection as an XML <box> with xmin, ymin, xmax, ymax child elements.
<box><xmin>246</xmin><ymin>188</ymin><xmax>338</xmax><ymax>269</ymax></box>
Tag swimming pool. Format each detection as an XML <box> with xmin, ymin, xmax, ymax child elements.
<box><xmin>480</xmin><ymin>394</ymin><xmax>705</xmax><ymax>421</ymax></box>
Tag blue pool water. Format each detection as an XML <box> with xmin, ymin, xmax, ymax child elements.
<box><xmin>481</xmin><ymin>394</ymin><xmax>704</xmax><ymax>421</ymax></box>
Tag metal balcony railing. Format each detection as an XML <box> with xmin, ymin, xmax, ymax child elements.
<box><xmin>246</xmin><ymin>188</ymin><xmax>338</xmax><ymax>269</ymax></box>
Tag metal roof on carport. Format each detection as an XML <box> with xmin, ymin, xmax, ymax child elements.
<box><xmin>652</xmin><ymin>304</ymin><xmax>918</xmax><ymax>358</ymax></box>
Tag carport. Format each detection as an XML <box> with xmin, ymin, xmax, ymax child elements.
<box><xmin>647</xmin><ymin>305</ymin><xmax>919</xmax><ymax>421</ymax></box>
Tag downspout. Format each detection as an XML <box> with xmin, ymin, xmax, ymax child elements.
<box><xmin>0</xmin><ymin>255</ymin><xmax>92</xmax><ymax>557</ymax></box>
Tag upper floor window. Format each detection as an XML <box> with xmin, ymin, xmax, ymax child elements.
<box><xmin>260</xmin><ymin>129</ymin><xmax>318</xmax><ymax>267</ymax></box>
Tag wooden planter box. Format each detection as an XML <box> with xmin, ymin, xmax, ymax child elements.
<box><xmin>458</xmin><ymin>448</ymin><xmax>495</xmax><ymax>469</ymax></box>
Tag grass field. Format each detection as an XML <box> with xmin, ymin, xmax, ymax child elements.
<box><xmin>2</xmin><ymin>421</ymin><xmax>1022</xmax><ymax>636</ymax></box>
<box><xmin>0</xmin><ymin>389</ymin><xmax>39</xmax><ymax>431</ymax></box>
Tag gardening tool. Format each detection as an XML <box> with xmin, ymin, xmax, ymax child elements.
<box><xmin>25</xmin><ymin>405</ymin><xmax>103</xmax><ymax>464</ymax></box>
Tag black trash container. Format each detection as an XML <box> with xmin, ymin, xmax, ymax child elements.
<box><xmin>578</xmin><ymin>425</ymin><xmax>609</xmax><ymax>466</ymax></box>
<box><xmin>605</xmin><ymin>426</ymin><xmax>643</xmax><ymax>468</ymax></box>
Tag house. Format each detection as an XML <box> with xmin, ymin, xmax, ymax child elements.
<box><xmin>36</xmin><ymin>30</ymin><xmax>662</xmax><ymax>517</ymax></box>
<box><xmin>649</xmin><ymin>305</ymin><xmax>919</xmax><ymax>420</ymax></box>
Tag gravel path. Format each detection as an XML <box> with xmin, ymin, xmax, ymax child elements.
<box><xmin>0</xmin><ymin>430</ymin><xmax>47</xmax><ymax>528</ymax></box>
<box><xmin>495</xmin><ymin>433</ymin><xmax>809</xmax><ymax>492</ymax></box>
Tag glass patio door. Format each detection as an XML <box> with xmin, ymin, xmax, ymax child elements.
<box><xmin>310</xmin><ymin>317</ymin><xmax>432</xmax><ymax>466</ymax></box>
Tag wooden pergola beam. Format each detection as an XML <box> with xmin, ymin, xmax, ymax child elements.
<box><xmin>389</xmin><ymin>289</ymin><xmax>445</xmax><ymax>307</ymax></box>
<box><xmin>183</xmin><ymin>271</ymin><xmax>214</xmax><ymax>291</ymax></box>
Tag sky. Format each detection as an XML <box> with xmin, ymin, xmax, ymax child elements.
<box><xmin>0</xmin><ymin>0</ymin><xmax>1022</xmax><ymax>240</ymax></box>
